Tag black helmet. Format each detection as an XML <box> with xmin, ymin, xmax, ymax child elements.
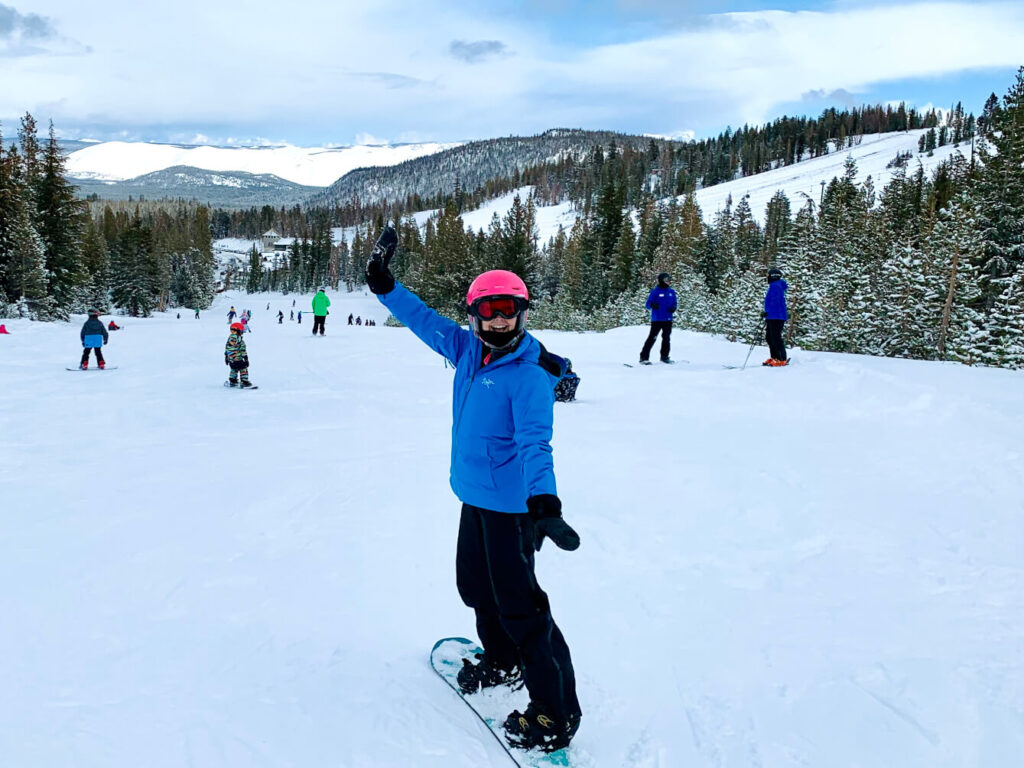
<box><xmin>767</xmin><ymin>268</ymin><xmax>783</xmax><ymax>282</ymax></box>
<box><xmin>657</xmin><ymin>272</ymin><xmax>671</xmax><ymax>285</ymax></box>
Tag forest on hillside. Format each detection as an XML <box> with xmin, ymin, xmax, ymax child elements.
<box><xmin>3</xmin><ymin>71</ymin><xmax>1022</xmax><ymax>368</ymax></box>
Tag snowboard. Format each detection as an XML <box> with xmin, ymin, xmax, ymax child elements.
<box><xmin>430</xmin><ymin>637</ymin><xmax>571</xmax><ymax>767</ymax></box>
<box><xmin>224</xmin><ymin>381</ymin><xmax>259</xmax><ymax>390</ymax></box>
<box><xmin>67</xmin><ymin>366</ymin><xmax>118</xmax><ymax>371</ymax></box>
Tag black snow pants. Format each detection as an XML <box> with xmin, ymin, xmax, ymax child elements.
<box><xmin>640</xmin><ymin>320</ymin><xmax>672</xmax><ymax>361</ymax></box>
<box><xmin>80</xmin><ymin>347</ymin><xmax>105</xmax><ymax>365</ymax></box>
<box><xmin>766</xmin><ymin>319</ymin><xmax>787</xmax><ymax>361</ymax></box>
<box><xmin>312</xmin><ymin>315</ymin><xmax>326</xmax><ymax>335</ymax></box>
<box><xmin>456</xmin><ymin>503</ymin><xmax>581</xmax><ymax>721</ymax></box>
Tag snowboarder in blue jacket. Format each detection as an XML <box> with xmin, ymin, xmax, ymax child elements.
<box><xmin>79</xmin><ymin>309</ymin><xmax>108</xmax><ymax>369</ymax></box>
<box><xmin>366</xmin><ymin>226</ymin><xmax>582</xmax><ymax>753</ymax></box>
<box><xmin>639</xmin><ymin>272</ymin><xmax>678</xmax><ymax>364</ymax></box>
<box><xmin>763</xmin><ymin>267</ymin><xmax>788</xmax><ymax>366</ymax></box>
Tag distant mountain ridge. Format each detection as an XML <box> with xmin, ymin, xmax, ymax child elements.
<box><xmin>72</xmin><ymin>166</ymin><xmax>320</xmax><ymax>207</ymax></box>
<box><xmin>308</xmin><ymin>129</ymin><xmax>672</xmax><ymax>207</ymax></box>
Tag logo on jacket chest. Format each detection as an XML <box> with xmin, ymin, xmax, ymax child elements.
<box><xmin>481</xmin><ymin>377</ymin><xmax>495</xmax><ymax>389</ymax></box>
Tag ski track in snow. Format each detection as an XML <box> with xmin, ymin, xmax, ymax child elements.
<box><xmin>2</xmin><ymin>289</ymin><xmax>1023</xmax><ymax>767</ymax></box>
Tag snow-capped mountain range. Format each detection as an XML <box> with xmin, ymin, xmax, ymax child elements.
<box><xmin>65</xmin><ymin>139</ymin><xmax>461</xmax><ymax>188</ymax></box>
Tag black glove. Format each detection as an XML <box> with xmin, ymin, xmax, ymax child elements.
<box><xmin>224</xmin><ymin>355</ymin><xmax>230</xmax><ymax>366</ymax></box>
<box><xmin>365</xmin><ymin>226</ymin><xmax>398</xmax><ymax>295</ymax></box>
<box><xmin>650</xmin><ymin>302</ymin><xmax>660</xmax><ymax>310</ymax></box>
<box><xmin>527</xmin><ymin>494</ymin><xmax>580</xmax><ymax>552</ymax></box>
<box><xmin>668</xmin><ymin>306</ymin><xmax>677</xmax><ymax>314</ymax></box>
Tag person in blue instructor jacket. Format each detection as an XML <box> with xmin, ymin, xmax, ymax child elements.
<box><xmin>639</xmin><ymin>271</ymin><xmax>677</xmax><ymax>364</ymax></box>
<box><xmin>364</xmin><ymin>226</ymin><xmax>582</xmax><ymax>753</ymax></box>
<box><xmin>763</xmin><ymin>267</ymin><xmax>788</xmax><ymax>365</ymax></box>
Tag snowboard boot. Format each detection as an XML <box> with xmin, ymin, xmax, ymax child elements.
<box><xmin>768</xmin><ymin>359</ymin><xmax>789</xmax><ymax>367</ymax></box>
<box><xmin>503</xmin><ymin>703</ymin><xmax>581</xmax><ymax>753</ymax></box>
<box><xmin>638</xmin><ymin>359</ymin><xmax>653</xmax><ymax>366</ymax></box>
<box><xmin>240</xmin><ymin>380</ymin><xmax>255</xmax><ymax>388</ymax></box>
<box><xmin>456</xmin><ymin>653</ymin><xmax>523</xmax><ymax>695</ymax></box>
<box><xmin>660</xmin><ymin>357</ymin><xmax>674</xmax><ymax>364</ymax></box>
<box><xmin>762</xmin><ymin>358</ymin><xmax>773</xmax><ymax>366</ymax></box>
<box><xmin>227</xmin><ymin>379</ymin><xmax>239</xmax><ymax>387</ymax></box>
<box><xmin>98</xmin><ymin>360</ymin><xmax>105</xmax><ymax>370</ymax></box>
<box><xmin>80</xmin><ymin>361</ymin><xmax>88</xmax><ymax>370</ymax></box>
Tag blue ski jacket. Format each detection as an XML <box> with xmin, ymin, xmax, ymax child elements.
<box><xmin>764</xmin><ymin>279</ymin><xmax>788</xmax><ymax>320</ymax></box>
<box><xmin>81</xmin><ymin>317</ymin><xmax>108</xmax><ymax>348</ymax></box>
<box><xmin>379</xmin><ymin>283</ymin><xmax>561</xmax><ymax>513</ymax></box>
<box><xmin>646</xmin><ymin>286</ymin><xmax>677</xmax><ymax>322</ymax></box>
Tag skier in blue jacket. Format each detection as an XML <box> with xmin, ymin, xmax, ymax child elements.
<box><xmin>365</xmin><ymin>226</ymin><xmax>582</xmax><ymax>753</ymax></box>
<box><xmin>79</xmin><ymin>309</ymin><xmax>108</xmax><ymax>369</ymax></box>
<box><xmin>639</xmin><ymin>272</ymin><xmax>678</xmax><ymax>364</ymax></box>
<box><xmin>763</xmin><ymin>267</ymin><xmax>788</xmax><ymax>366</ymax></box>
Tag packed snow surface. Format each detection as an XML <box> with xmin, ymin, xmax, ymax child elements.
<box><xmin>65</xmin><ymin>141</ymin><xmax>461</xmax><ymax>187</ymax></box>
<box><xmin>2</xmin><ymin>290</ymin><xmax>1022</xmax><ymax>767</ymax></box>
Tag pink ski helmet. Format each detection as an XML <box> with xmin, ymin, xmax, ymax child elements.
<box><xmin>465</xmin><ymin>269</ymin><xmax>529</xmax><ymax>306</ymax></box>
<box><xmin>465</xmin><ymin>269</ymin><xmax>530</xmax><ymax>348</ymax></box>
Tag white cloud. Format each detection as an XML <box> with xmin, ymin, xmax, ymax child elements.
<box><xmin>2</xmin><ymin>1</ymin><xmax>1022</xmax><ymax>142</ymax></box>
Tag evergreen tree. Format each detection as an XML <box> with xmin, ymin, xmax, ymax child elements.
<box><xmin>0</xmin><ymin>143</ymin><xmax>49</xmax><ymax>316</ymax></box>
<box><xmin>35</xmin><ymin>123</ymin><xmax>86</xmax><ymax>310</ymax></box>
<box><xmin>110</xmin><ymin>212</ymin><xmax>157</xmax><ymax>316</ymax></box>
<box><xmin>246</xmin><ymin>246</ymin><xmax>263</xmax><ymax>293</ymax></box>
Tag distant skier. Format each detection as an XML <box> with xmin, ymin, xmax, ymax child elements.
<box><xmin>227</xmin><ymin>306</ymin><xmax>237</xmax><ymax>323</ymax></box>
<box><xmin>290</xmin><ymin>310</ymin><xmax>294</xmax><ymax>321</ymax></box>
<box><xmin>224</xmin><ymin>322</ymin><xmax>254</xmax><ymax>387</ymax></box>
<box><xmin>638</xmin><ymin>272</ymin><xmax>677</xmax><ymax>364</ymax></box>
<box><xmin>355</xmin><ymin>316</ymin><xmax>361</xmax><ymax>326</ymax></box>
<box><xmin>266</xmin><ymin>302</ymin><xmax>270</xmax><ymax>310</ymax></box>
<box><xmin>277</xmin><ymin>310</ymin><xmax>284</xmax><ymax>324</ymax></box>
<box><xmin>348</xmin><ymin>313</ymin><xmax>354</xmax><ymax>325</ymax></box>
<box><xmin>297</xmin><ymin>311</ymin><xmax>302</xmax><ymax>324</ymax></box>
<box><xmin>79</xmin><ymin>309</ymin><xmax>108</xmax><ymax>370</ymax></box>
<box><xmin>312</xmin><ymin>287</ymin><xmax>330</xmax><ymax>336</ymax></box>
<box><xmin>194</xmin><ymin>308</ymin><xmax>200</xmax><ymax>319</ymax></box>
<box><xmin>240</xmin><ymin>313</ymin><xmax>250</xmax><ymax>333</ymax></box>
<box><xmin>0</xmin><ymin>324</ymin><xmax>9</xmax><ymax>334</ymax></box>
<box><xmin>366</xmin><ymin>227</ymin><xmax>582</xmax><ymax>753</ymax></box>
<box><xmin>107</xmin><ymin>320</ymin><xmax>120</xmax><ymax>331</ymax></box>
<box><xmin>763</xmin><ymin>267</ymin><xmax>789</xmax><ymax>366</ymax></box>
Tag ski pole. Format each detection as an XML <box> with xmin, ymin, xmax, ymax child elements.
<box><xmin>741</xmin><ymin>318</ymin><xmax>766</xmax><ymax>370</ymax></box>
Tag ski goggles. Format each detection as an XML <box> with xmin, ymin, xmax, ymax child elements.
<box><xmin>469</xmin><ymin>295</ymin><xmax>529</xmax><ymax>320</ymax></box>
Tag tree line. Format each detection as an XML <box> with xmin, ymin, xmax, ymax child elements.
<box><xmin>363</xmin><ymin>72</ymin><xmax>1023</xmax><ymax>369</ymax></box>
<box><xmin>1</xmin><ymin>113</ymin><xmax>217</xmax><ymax>319</ymax></box>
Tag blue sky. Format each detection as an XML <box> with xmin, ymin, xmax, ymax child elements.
<box><xmin>1</xmin><ymin>0</ymin><xmax>1021</xmax><ymax>147</ymax></box>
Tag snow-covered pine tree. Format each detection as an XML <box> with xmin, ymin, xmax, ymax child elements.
<box><xmin>35</xmin><ymin>123</ymin><xmax>86</xmax><ymax>314</ymax></box>
<box><xmin>0</xmin><ymin>143</ymin><xmax>50</xmax><ymax>318</ymax></box>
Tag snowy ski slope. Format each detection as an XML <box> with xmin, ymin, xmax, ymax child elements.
<box><xmin>406</xmin><ymin>128</ymin><xmax>971</xmax><ymax>243</ymax></box>
<box><xmin>1</xmin><ymin>290</ymin><xmax>1022</xmax><ymax>767</ymax></box>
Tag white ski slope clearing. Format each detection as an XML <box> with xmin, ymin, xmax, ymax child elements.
<box><xmin>2</xmin><ymin>291</ymin><xmax>1022</xmax><ymax>767</ymax></box>
<box><xmin>65</xmin><ymin>140</ymin><xmax>461</xmax><ymax>187</ymax></box>
<box><xmin>417</xmin><ymin>129</ymin><xmax>970</xmax><ymax>244</ymax></box>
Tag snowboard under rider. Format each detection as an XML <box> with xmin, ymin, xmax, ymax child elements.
<box><xmin>224</xmin><ymin>322</ymin><xmax>254</xmax><ymax>387</ymax></box>
<box><xmin>763</xmin><ymin>267</ymin><xmax>789</xmax><ymax>366</ymax></box>
<box><xmin>79</xmin><ymin>308</ymin><xmax>108</xmax><ymax>370</ymax></box>
<box><xmin>366</xmin><ymin>226</ymin><xmax>583</xmax><ymax>753</ymax></box>
<box><xmin>639</xmin><ymin>272</ymin><xmax>677</xmax><ymax>364</ymax></box>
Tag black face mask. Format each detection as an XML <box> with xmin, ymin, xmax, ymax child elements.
<box><xmin>479</xmin><ymin>328</ymin><xmax>522</xmax><ymax>350</ymax></box>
